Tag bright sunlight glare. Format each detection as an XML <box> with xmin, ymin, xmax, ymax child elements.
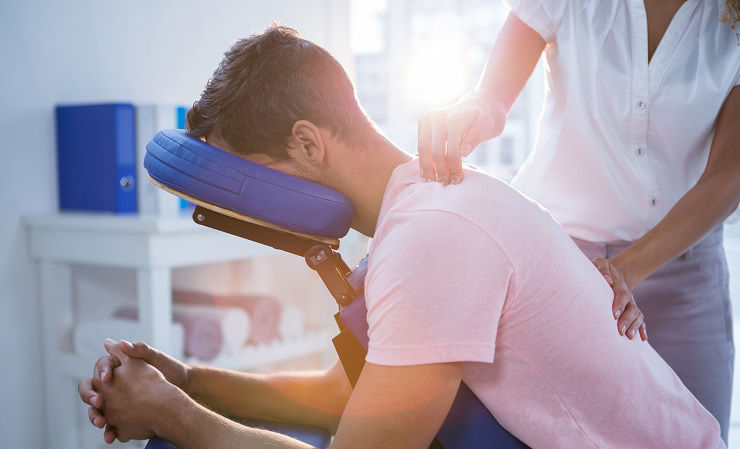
<box><xmin>404</xmin><ymin>41</ymin><xmax>469</xmax><ymax>108</ymax></box>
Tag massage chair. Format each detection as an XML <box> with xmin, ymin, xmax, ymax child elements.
<box><xmin>142</xmin><ymin>129</ymin><xmax>528</xmax><ymax>449</ymax></box>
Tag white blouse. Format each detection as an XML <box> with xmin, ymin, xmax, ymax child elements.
<box><xmin>509</xmin><ymin>0</ymin><xmax>740</xmax><ymax>242</ymax></box>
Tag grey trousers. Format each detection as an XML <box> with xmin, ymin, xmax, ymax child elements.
<box><xmin>573</xmin><ymin>227</ymin><xmax>734</xmax><ymax>443</ymax></box>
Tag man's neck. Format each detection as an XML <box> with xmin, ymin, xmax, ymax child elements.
<box><xmin>335</xmin><ymin>136</ymin><xmax>411</xmax><ymax>237</ymax></box>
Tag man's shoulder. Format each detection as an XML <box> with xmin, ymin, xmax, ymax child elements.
<box><xmin>370</xmin><ymin>204</ymin><xmax>506</xmax><ymax>270</ymax></box>
<box><xmin>378</xmin><ymin>205</ymin><xmax>489</xmax><ymax>243</ymax></box>
<box><xmin>393</xmin><ymin>168</ymin><xmax>507</xmax><ymax>209</ymax></box>
<box><xmin>378</xmin><ymin>171</ymin><xmax>521</xmax><ymax>239</ymax></box>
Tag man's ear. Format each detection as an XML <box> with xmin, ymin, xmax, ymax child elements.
<box><xmin>286</xmin><ymin>120</ymin><xmax>326</xmax><ymax>168</ymax></box>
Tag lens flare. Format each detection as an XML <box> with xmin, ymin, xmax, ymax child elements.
<box><xmin>404</xmin><ymin>42</ymin><xmax>468</xmax><ymax>108</ymax></box>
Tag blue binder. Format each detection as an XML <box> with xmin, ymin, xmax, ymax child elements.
<box><xmin>56</xmin><ymin>103</ymin><xmax>137</xmax><ymax>213</ymax></box>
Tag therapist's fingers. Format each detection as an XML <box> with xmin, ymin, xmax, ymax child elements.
<box><xmin>618</xmin><ymin>301</ymin><xmax>642</xmax><ymax>338</ymax></box>
<box><xmin>443</xmin><ymin>105</ymin><xmax>489</xmax><ymax>184</ymax></box>
<box><xmin>445</xmin><ymin>109</ymin><xmax>476</xmax><ymax>184</ymax></box>
<box><xmin>609</xmin><ymin>265</ymin><xmax>633</xmax><ymax>322</ymax></box>
<box><xmin>592</xmin><ymin>257</ymin><xmax>634</xmax><ymax>321</ymax></box>
<box><xmin>625</xmin><ymin>311</ymin><xmax>643</xmax><ymax>340</ymax></box>
<box><xmin>610</xmin><ymin>280</ymin><xmax>632</xmax><ymax>321</ymax></box>
<box><xmin>639</xmin><ymin>323</ymin><xmax>648</xmax><ymax>341</ymax></box>
<box><xmin>429</xmin><ymin>112</ymin><xmax>449</xmax><ymax>184</ymax></box>
<box><xmin>417</xmin><ymin>113</ymin><xmax>435</xmax><ymax>180</ymax></box>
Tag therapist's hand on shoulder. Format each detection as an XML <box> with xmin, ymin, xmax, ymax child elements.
<box><xmin>77</xmin><ymin>338</ymin><xmax>190</xmax><ymax>443</ymax></box>
<box><xmin>592</xmin><ymin>258</ymin><xmax>647</xmax><ymax>341</ymax></box>
<box><xmin>417</xmin><ymin>92</ymin><xmax>505</xmax><ymax>185</ymax></box>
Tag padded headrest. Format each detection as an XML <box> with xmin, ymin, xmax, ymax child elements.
<box><xmin>144</xmin><ymin>129</ymin><xmax>354</xmax><ymax>239</ymax></box>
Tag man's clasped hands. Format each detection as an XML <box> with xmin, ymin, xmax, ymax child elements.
<box><xmin>77</xmin><ymin>338</ymin><xmax>191</xmax><ymax>443</ymax></box>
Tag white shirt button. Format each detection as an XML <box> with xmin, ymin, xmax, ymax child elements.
<box><xmin>649</xmin><ymin>197</ymin><xmax>659</xmax><ymax>207</ymax></box>
<box><xmin>635</xmin><ymin>147</ymin><xmax>645</xmax><ymax>156</ymax></box>
<box><xmin>636</xmin><ymin>100</ymin><xmax>647</xmax><ymax>110</ymax></box>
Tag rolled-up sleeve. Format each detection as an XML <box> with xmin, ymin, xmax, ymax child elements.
<box><xmin>504</xmin><ymin>0</ymin><xmax>570</xmax><ymax>43</ymax></box>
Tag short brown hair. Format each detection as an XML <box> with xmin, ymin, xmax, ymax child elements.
<box><xmin>187</xmin><ymin>25</ymin><xmax>377</xmax><ymax>159</ymax></box>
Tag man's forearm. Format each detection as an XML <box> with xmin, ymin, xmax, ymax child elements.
<box><xmin>184</xmin><ymin>361</ymin><xmax>351</xmax><ymax>432</ymax></box>
<box><xmin>157</xmin><ymin>389</ymin><xmax>316</xmax><ymax>449</ymax></box>
<box><xmin>613</xmin><ymin>168</ymin><xmax>739</xmax><ymax>289</ymax></box>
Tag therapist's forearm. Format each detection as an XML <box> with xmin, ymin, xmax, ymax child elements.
<box><xmin>185</xmin><ymin>362</ymin><xmax>351</xmax><ymax>432</ymax></box>
<box><xmin>156</xmin><ymin>390</ymin><xmax>315</xmax><ymax>449</ymax></box>
<box><xmin>612</xmin><ymin>170</ymin><xmax>739</xmax><ymax>289</ymax></box>
<box><xmin>476</xmin><ymin>13</ymin><xmax>545</xmax><ymax>114</ymax></box>
<box><xmin>611</xmin><ymin>86</ymin><xmax>740</xmax><ymax>290</ymax></box>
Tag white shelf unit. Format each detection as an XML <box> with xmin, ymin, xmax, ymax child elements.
<box><xmin>193</xmin><ymin>329</ymin><xmax>335</xmax><ymax>372</ymax></box>
<box><xmin>25</xmin><ymin>212</ymin><xmax>337</xmax><ymax>449</ymax></box>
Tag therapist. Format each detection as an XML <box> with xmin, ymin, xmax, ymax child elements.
<box><xmin>417</xmin><ymin>0</ymin><xmax>739</xmax><ymax>441</ymax></box>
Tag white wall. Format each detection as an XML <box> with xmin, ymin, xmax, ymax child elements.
<box><xmin>0</xmin><ymin>1</ymin><xmax>349</xmax><ymax>448</ymax></box>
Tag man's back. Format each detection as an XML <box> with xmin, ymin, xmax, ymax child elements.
<box><xmin>365</xmin><ymin>160</ymin><xmax>722</xmax><ymax>448</ymax></box>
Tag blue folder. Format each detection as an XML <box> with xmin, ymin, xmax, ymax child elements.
<box><xmin>56</xmin><ymin>103</ymin><xmax>137</xmax><ymax>213</ymax></box>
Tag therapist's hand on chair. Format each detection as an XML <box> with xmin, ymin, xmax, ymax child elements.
<box><xmin>77</xmin><ymin>338</ymin><xmax>190</xmax><ymax>443</ymax></box>
<box><xmin>417</xmin><ymin>92</ymin><xmax>505</xmax><ymax>185</ymax></box>
<box><xmin>592</xmin><ymin>258</ymin><xmax>647</xmax><ymax>341</ymax></box>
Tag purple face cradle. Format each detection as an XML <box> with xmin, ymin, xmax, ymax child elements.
<box><xmin>204</xmin><ymin>133</ymin><xmax>304</xmax><ymax>179</ymax></box>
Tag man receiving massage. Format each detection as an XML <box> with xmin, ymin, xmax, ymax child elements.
<box><xmin>77</xmin><ymin>26</ymin><xmax>724</xmax><ymax>448</ymax></box>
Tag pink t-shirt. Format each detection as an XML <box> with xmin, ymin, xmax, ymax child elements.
<box><xmin>365</xmin><ymin>160</ymin><xmax>723</xmax><ymax>449</ymax></box>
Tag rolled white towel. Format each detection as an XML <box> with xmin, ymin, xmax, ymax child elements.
<box><xmin>73</xmin><ymin>319</ymin><xmax>185</xmax><ymax>361</ymax></box>
<box><xmin>278</xmin><ymin>305</ymin><xmax>305</xmax><ymax>340</ymax></box>
<box><xmin>173</xmin><ymin>304</ymin><xmax>251</xmax><ymax>355</ymax></box>
<box><xmin>173</xmin><ymin>290</ymin><xmax>282</xmax><ymax>345</ymax></box>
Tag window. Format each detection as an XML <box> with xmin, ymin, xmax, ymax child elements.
<box><xmin>351</xmin><ymin>0</ymin><xmax>545</xmax><ymax>180</ymax></box>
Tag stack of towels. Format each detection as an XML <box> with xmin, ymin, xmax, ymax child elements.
<box><xmin>74</xmin><ymin>291</ymin><xmax>305</xmax><ymax>362</ymax></box>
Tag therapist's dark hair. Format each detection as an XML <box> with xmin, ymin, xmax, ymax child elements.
<box><xmin>187</xmin><ymin>25</ymin><xmax>378</xmax><ymax>160</ymax></box>
<box><xmin>722</xmin><ymin>1</ymin><xmax>739</xmax><ymax>38</ymax></box>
